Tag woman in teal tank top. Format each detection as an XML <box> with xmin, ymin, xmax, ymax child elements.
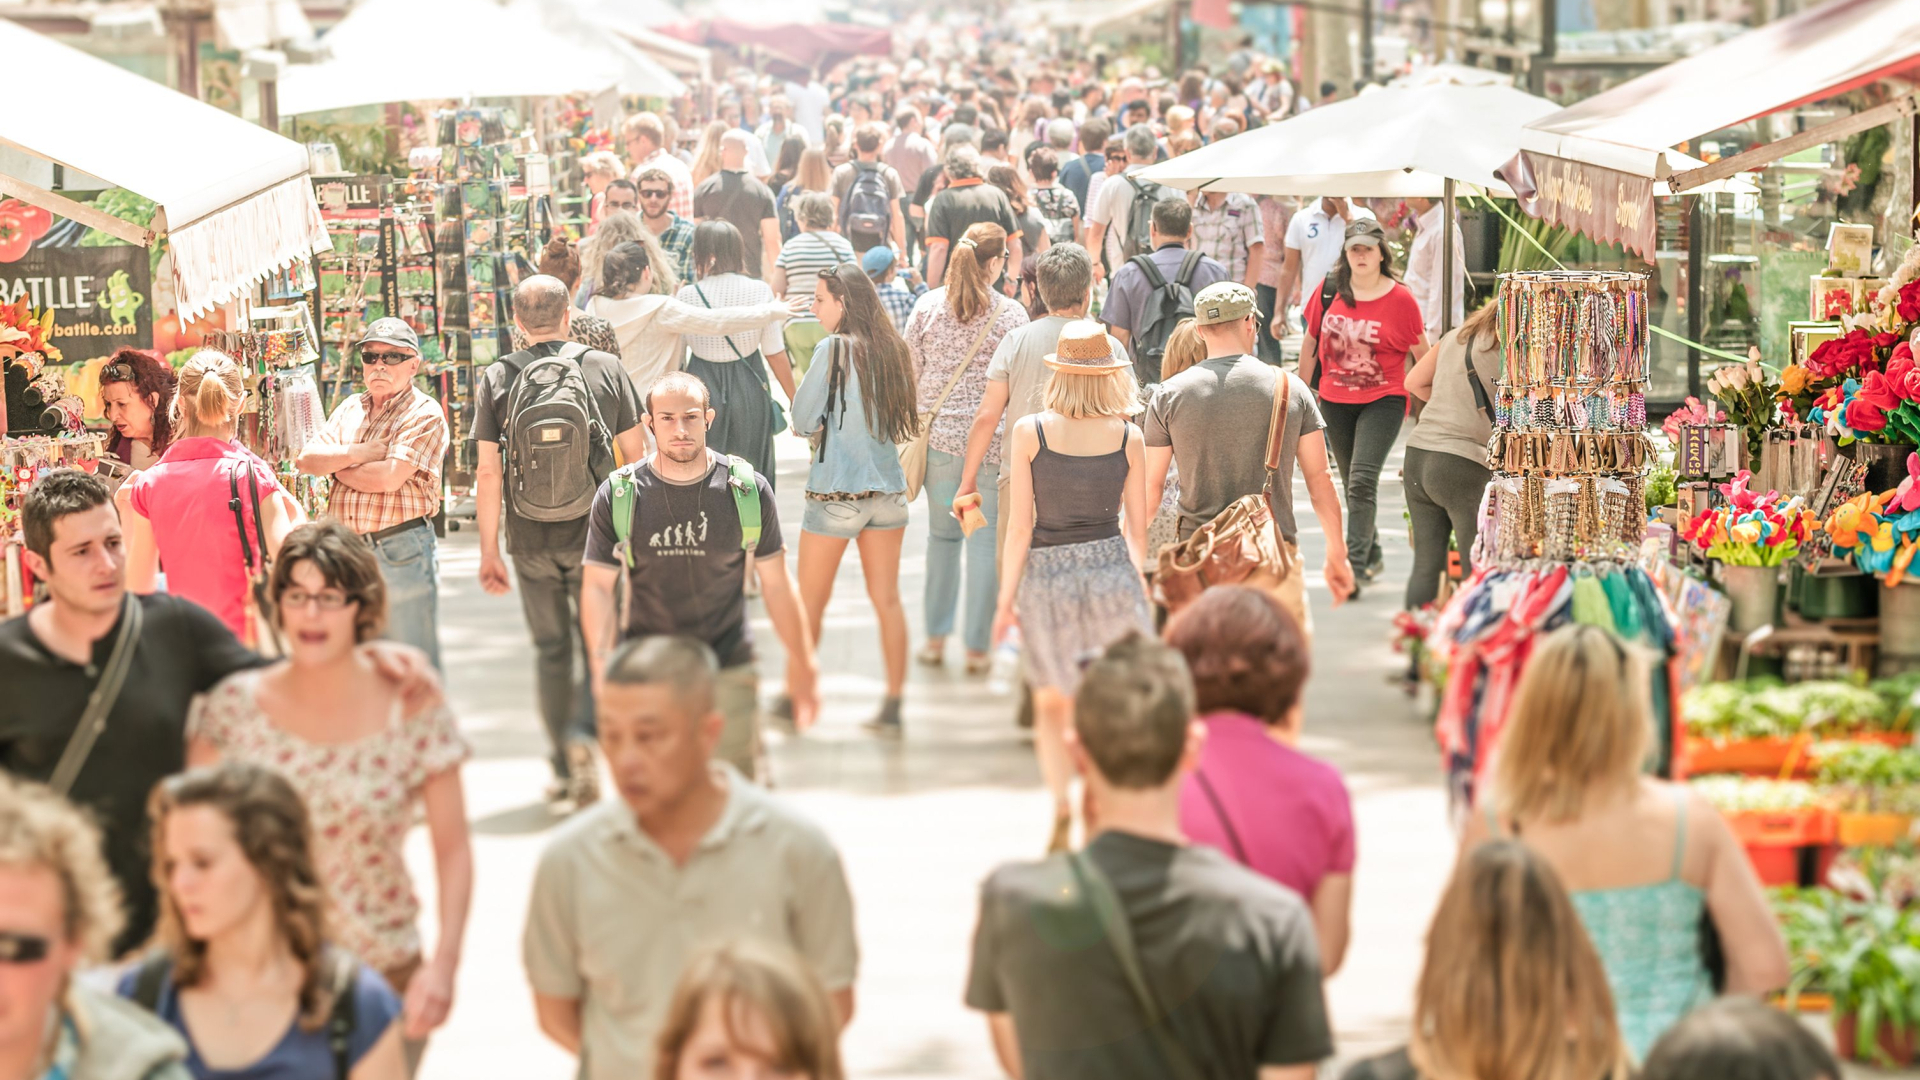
<box><xmin>1459</xmin><ymin>624</ymin><xmax>1790</xmax><ymax>1061</ymax></box>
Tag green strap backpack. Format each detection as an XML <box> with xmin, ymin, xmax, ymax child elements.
<box><xmin>608</xmin><ymin>455</ymin><xmax>761</xmax><ymax>566</ymax></box>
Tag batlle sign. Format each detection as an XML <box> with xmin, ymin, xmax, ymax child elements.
<box><xmin>0</xmin><ymin>245</ymin><xmax>154</xmax><ymax>357</ymax></box>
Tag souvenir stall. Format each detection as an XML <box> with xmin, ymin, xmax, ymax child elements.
<box><xmin>1427</xmin><ymin>269</ymin><xmax>1684</xmax><ymax>810</ymax></box>
<box><xmin>0</xmin><ymin>300</ymin><xmax>107</xmax><ymax>617</ymax></box>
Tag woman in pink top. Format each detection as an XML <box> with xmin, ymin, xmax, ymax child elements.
<box><xmin>120</xmin><ymin>350</ymin><xmax>303</xmax><ymax>642</ymax></box>
<box><xmin>1165</xmin><ymin>585</ymin><xmax>1355</xmax><ymax>975</ymax></box>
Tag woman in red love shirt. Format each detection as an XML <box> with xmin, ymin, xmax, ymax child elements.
<box><xmin>1301</xmin><ymin>217</ymin><xmax>1428</xmax><ymax>595</ymax></box>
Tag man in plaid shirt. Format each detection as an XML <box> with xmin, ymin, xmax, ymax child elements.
<box><xmin>637</xmin><ymin>168</ymin><xmax>695</xmax><ymax>283</ymax></box>
<box><xmin>295</xmin><ymin>318</ymin><xmax>450</xmax><ymax>668</ymax></box>
<box><xmin>862</xmin><ymin>245</ymin><xmax>924</xmax><ymax>332</ymax></box>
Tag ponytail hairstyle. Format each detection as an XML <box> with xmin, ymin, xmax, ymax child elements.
<box><xmin>170</xmin><ymin>350</ymin><xmax>246</xmax><ymax>438</ymax></box>
<box><xmin>946</xmin><ymin>222</ymin><xmax>1008</xmax><ymax>325</ymax></box>
<box><xmin>818</xmin><ymin>264</ymin><xmax>920</xmax><ymax>445</ymax></box>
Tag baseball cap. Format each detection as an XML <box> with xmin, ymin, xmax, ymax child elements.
<box><xmin>1192</xmin><ymin>281</ymin><xmax>1262</xmax><ymax>326</ymax></box>
<box><xmin>860</xmin><ymin>246</ymin><xmax>898</xmax><ymax>277</ymax></box>
<box><xmin>356</xmin><ymin>317</ymin><xmax>420</xmax><ymax>353</ymax></box>
<box><xmin>1344</xmin><ymin>218</ymin><xmax>1387</xmax><ymax>249</ymax></box>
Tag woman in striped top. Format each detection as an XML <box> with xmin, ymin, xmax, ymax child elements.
<box><xmin>771</xmin><ymin>192</ymin><xmax>857</xmax><ymax>376</ymax></box>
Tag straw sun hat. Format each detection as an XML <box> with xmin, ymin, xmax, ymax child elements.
<box><xmin>1043</xmin><ymin>320</ymin><xmax>1130</xmax><ymax>372</ymax></box>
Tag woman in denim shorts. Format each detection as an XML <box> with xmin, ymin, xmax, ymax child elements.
<box><xmin>791</xmin><ymin>263</ymin><xmax>923</xmax><ymax>732</ymax></box>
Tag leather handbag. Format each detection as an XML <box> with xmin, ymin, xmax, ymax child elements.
<box><xmin>898</xmin><ymin>298</ymin><xmax>1002</xmax><ymax>502</ymax></box>
<box><xmin>1154</xmin><ymin>371</ymin><xmax>1299</xmax><ymax>620</ymax></box>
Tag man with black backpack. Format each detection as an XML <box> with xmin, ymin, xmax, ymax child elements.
<box><xmin>1083</xmin><ymin>124</ymin><xmax>1163</xmax><ymax>283</ymax></box>
<box><xmin>473</xmin><ymin>276</ymin><xmax>646</xmax><ymax>809</ymax></box>
<box><xmin>1099</xmin><ymin>197</ymin><xmax>1228</xmax><ymax>385</ymax></box>
<box><xmin>831</xmin><ymin>122</ymin><xmax>907</xmax><ymax>256</ymax></box>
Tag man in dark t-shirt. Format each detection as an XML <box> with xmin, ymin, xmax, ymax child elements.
<box><xmin>0</xmin><ymin>471</ymin><xmax>435</xmax><ymax>955</ymax></box>
<box><xmin>965</xmin><ymin>633</ymin><xmax>1332</xmax><ymax>1080</ymax></box>
<box><xmin>474</xmin><ymin>275</ymin><xmax>646</xmax><ymax>807</ymax></box>
<box><xmin>580</xmin><ymin>372</ymin><xmax>819</xmax><ymax>779</ymax></box>
<box><xmin>925</xmin><ymin>144</ymin><xmax>1021</xmax><ymax>288</ymax></box>
<box><xmin>694</xmin><ymin>130</ymin><xmax>782</xmax><ymax>279</ymax></box>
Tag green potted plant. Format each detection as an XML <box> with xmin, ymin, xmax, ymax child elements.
<box><xmin>1777</xmin><ymin>873</ymin><xmax>1920</xmax><ymax>1065</ymax></box>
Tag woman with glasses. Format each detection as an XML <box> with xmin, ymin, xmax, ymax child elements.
<box><xmin>0</xmin><ymin>775</ymin><xmax>193</xmax><ymax>1080</ymax></box>
<box><xmin>96</xmin><ymin>346</ymin><xmax>178</xmax><ymax>474</ymax></box>
<box><xmin>184</xmin><ymin>522</ymin><xmax>471</xmax><ymax>1075</ymax></box>
<box><xmin>120</xmin><ymin>350</ymin><xmax>305</xmax><ymax>643</ymax></box>
<box><xmin>790</xmin><ymin>264</ymin><xmax>921</xmax><ymax>733</ymax></box>
<box><xmin>674</xmin><ymin>220</ymin><xmax>797</xmax><ymax>483</ymax></box>
<box><xmin>901</xmin><ymin>222</ymin><xmax>1028</xmax><ymax>675</ymax></box>
<box><xmin>123</xmin><ymin>761</ymin><xmax>408</xmax><ymax>1080</ymax></box>
<box><xmin>1458</xmin><ymin>624</ymin><xmax>1790</xmax><ymax>1059</ymax></box>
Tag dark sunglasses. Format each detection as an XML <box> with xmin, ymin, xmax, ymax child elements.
<box><xmin>101</xmin><ymin>362</ymin><xmax>136</xmax><ymax>382</ymax></box>
<box><xmin>637</xmin><ymin>189</ymin><xmax>671</xmax><ymax>199</ymax></box>
<box><xmin>1105</xmin><ymin>152</ymin><xmax>1126</xmax><ymax>161</ymax></box>
<box><xmin>0</xmin><ymin>932</ymin><xmax>50</xmax><ymax>964</ymax></box>
<box><xmin>360</xmin><ymin>349</ymin><xmax>416</xmax><ymax>366</ymax></box>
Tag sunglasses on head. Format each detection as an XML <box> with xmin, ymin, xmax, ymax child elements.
<box><xmin>101</xmin><ymin>362</ymin><xmax>136</xmax><ymax>382</ymax></box>
<box><xmin>0</xmin><ymin>932</ymin><xmax>50</xmax><ymax>965</ymax></box>
<box><xmin>360</xmin><ymin>349</ymin><xmax>415</xmax><ymax>366</ymax></box>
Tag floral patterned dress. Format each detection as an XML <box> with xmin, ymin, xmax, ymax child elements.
<box><xmin>188</xmin><ymin>669</ymin><xmax>469</xmax><ymax>972</ymax></box>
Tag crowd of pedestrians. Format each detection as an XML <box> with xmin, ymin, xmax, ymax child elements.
<box><xmin>0</xmin><ymin>33</ymin><xmax>1824</xmax><ymax>1080</ymax></box>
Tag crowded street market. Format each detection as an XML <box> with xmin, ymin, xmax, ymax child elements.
<box><xmin>0</xmin><ymin>0</ymin><xmax>1918</xmax><ymax>1076</ymax></box>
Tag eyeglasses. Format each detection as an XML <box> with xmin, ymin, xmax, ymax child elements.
<box><xmin>0</xmin><ymin>932</ymin><xmax>50</xmax><ymax>965</ymax></box>
<box><xmin>1105</xmin><ymin>152</ymin><xmax>1126</xmax><ymax>162</ymax></box>
<box><xmin>637</xmin><ymin>189</ymin><xmax>671</xmax><ymax>199</ymax></box>
<box><xmin>360</xmin><ymin>349</ymin><xmax>416</xmax><ymax>366</ymax></box>
<box><xmin>279</xmin><ymin>588</ymin><xmax>355</xmax><ymax>611</ymax></box>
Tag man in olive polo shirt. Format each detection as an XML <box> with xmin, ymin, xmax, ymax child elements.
<box><xmin>522</xmin><ymin>636</ymin><xmax>857</xmax><ymax>1080</ymax></box>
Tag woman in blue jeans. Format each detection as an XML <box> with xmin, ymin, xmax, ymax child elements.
<box><xmin>904</xmin><ymin>222</ymin><xmax>1030</xmax><ymax>674</ymax></box>
<box><xmin>791</xmin><ymin>264</ymin><xmax>923</xmax><ymax>732</ymax></box>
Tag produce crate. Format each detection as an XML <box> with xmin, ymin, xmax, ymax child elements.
<box><xmin>1835</xmin><ymin>812</ymin><xmax>1915</xmax><ymax>847</ymax></box>
<box><xmin>1726</xmin><ymin>807</ymin><xmax>1836</xmax><ymax>847</ymax></box>
<box><xmin>1745</xmin><ymin>844</ymin><xmax>1805</xmax><ymax>887</ymax></box>
<box><xmin>1681</xmin><ymin>731</ymin><xmax>1912</xmax><ymax>778</ymax></box>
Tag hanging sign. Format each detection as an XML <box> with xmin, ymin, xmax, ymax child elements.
<box><xmin>1498</xmin><ymin>150</ymin><xmax>1658</xmax><ymax>263</ymax></box>
<box><xmin>0</xmin><ymin>245</ymin><xmax>153</xmax><ymax>358</ymax></box>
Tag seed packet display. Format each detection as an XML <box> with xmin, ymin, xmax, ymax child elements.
<box><xmin>470</xmin><ymin>332</ymin><xmax>500</xmax><ymax>366</ymax></box>
<box><xmin>466</xmin><ymin>255</ymin><xmax>498</xmax><ymax>291</ymax></box>
<box><xmin>468</xmin><ymin>291</ymin><xmax>497</xmax><ymax>329</ymax></box>
<box><xmin>465</xmin><ymin>219</ymin><xmax>502</xmax><ymax>251</ymax></box>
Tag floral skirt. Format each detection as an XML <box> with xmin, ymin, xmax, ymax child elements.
<box><xmin>1016</xmin><ymin>535</ymin><xmax>1153</xmax><ymax>695</ymax></box>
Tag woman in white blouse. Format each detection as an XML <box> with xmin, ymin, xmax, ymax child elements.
<box><xmin>673</xmin><ymin>221</ymin><xmax>795</xmax><ymax>483</ymax></box>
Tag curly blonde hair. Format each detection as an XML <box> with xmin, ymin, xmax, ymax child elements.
<box><xmin>149</xmin><ymin>763</ymin><xmax>336</xmax><ymax>1031</ymax></box>
<box><xmin>0</xmin><ymin>776</ymin><xmax>123</xmax><ymax>962</ymax></box>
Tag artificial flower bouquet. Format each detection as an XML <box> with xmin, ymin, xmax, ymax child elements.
<box><xmin>1707</xmin><ymin>353</ymin><xmax>1780</xmax><ymax>463</ymax></box>
<box><xmin>1683</xmin><ymin>470</ymin><xmax>1817</xmax><ymax>567</ymax></box>
<box><xmin>1824</xmin><ymin>453</ymin><xmax>1920</xmax><ymax>586</ymax></box>
<box><xmin>1783</xmin><ymin>277</ymin><xmax>1920</xmax><ymax>445</ymax></box>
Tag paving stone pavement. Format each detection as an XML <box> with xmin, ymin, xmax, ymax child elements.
<box><xmin>410</xmin><ymin>425</ymin><xmax>1458</xmax><ymax>1078</ymax></box>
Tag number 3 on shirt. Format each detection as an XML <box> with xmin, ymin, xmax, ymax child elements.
<box><xmin>1307</xmin><ymin>223</ymin><xmax>1319</xmax><ymax>238</ymax></box>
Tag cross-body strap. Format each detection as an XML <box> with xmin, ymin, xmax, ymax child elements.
<box><xmin>926</xmin><ymin>298</ymin><xmax>1002</xmax><ymax>423</ymax></box>
<box><xmin>326</xmin><ymin>948</ymin><xmax>358</xmax><ymax>1080</ymax></box>
<box><xmin>1194</xmin><ymin>770</ymin><xmax>1250</xmax><ymax>864</ymax></box>
<box><xmin>692</xmin><ymin>283</ymin><xmax>750</xmax><ymax>360</ymax></box>
<box><xmin>1068</xmin><ymin>852</ymin><xmax>1208</xmax><ymax>1080</ymax></box>
<box><xmin>48</xmin><ymin>593</ymin><xmax>143</xmax><ymax>797</ymax></box>
<box><xmin>1263</xmin><ymin>371</ymin><xmax>1296</xmax><ymax>575</ymax></box>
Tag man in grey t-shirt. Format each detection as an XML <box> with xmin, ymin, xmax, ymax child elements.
<box><xmin>1144</xmin><ymin>282</ymin><xmax>1355</xmax><ymax>614</ymax></box>
<box><xmin>952</xmin><ymin>243</ymin><xmax>1128</xmax><ymax>561</ymax></box>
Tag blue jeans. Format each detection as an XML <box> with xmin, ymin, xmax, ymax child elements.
<box><xmin>371</xmin><ymin>521</ymin><xmax>442</xmax><ymax>672</ymax></box>
<box><xmin>922</xmin><ymin>449</ymin><xmax>1000</xmax><ymax>654</ymax></box>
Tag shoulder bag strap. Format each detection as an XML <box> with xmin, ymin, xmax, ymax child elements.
<box><xmin>131</xmin><ymin>952</ymin><xmax>170</xmax><ymax>1012</ymax></box>
<box><xmin>1461</xmin><ymin>337</ymin><xmax>1497</xmax><ymax>426</ymax></box>
<box><xmin>1194</xmin><ymin>770</ymin><xmax>1250</xmax><ymax>864</ymax></box>
<box><xmin>1263</xmin><ymin>372</ymin><xmax>1296</xmax><ymax>575</ymax></box>
<box><xmin>48</xmin><ymin>593</ymin><xmax>143</xmax><ymax>797</ymax></box>
<box><xmin>1068</xmin><ymin>852</ymin><xmax>1208</xmax><ymax>1080</ymax></box>
<box><xmin>327</xmin><ymin>949</ymin><xmax>358</xmax><ymax>1080</ymax></box>
<box><xmin>692</xmin><ymin>283</ymin><xmax>750</xmax><ymax>360</ymax></box>
<box><xmin>927</xmin><ymin>298</ymin><xmax>1002</xmax><ymax>423</ymax></box>
<box><xmin>228</xmin><ymin>464</ymin><xmax>256</xmax><ymax>573</ymax></box>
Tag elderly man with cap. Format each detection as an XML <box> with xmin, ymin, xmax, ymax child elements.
<box><xmin>1143</xmin><ymin>281</ymin><xmax>1353</xmax><ymax>634</ymax></box>
<box><xmin>863</xmin><ymin>245</ymin><xmax>925</xmax><ymax>332</ymax></box>
<box><xmin>296</xmin><ymin>317</ymin><xmax>452</xmax><ymax>667</ymax></box>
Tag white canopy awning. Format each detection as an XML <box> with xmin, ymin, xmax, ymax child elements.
<box><xmin>0</xmin><ymin>16</ymin><xmax>325</xmax><ymax>322</ymax></box>
<box><xmin>211</xmin><ymin>0</ymin><xmax>313</xmax><ymax>50</ymax></box>
<box><xmin>277</xmin><ymin>0</ymin><xmax>620</xmax><ymax>116</ymax></box>
<box><xmin>503</xmin><ymin>0</ymin><xmax>688</xmax><ymax>98</ymax></box>
<box><xmin>1519</xmin><ymin>0</ymin><xmax>1920</xmax><ymax>181</ymax></box>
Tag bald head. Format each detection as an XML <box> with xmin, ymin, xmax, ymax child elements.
<box><xmin>720</xmin><ymin>128</ymin><xmax>752</xmax><ymax>169</ymax></box>
<box><xmin>513</xmin><ymin>275</ymin><xmax>573</xmax><ymax>340</ymax></box>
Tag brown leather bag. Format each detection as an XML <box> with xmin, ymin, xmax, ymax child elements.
<box><xmin>1154</xmin><ymin>372</ymin><xmax>1298</xmax><ymax>616</ymax></box>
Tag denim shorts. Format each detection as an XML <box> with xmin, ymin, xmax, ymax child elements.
<box><xmin>802</xmin><ymin>491</ymin><xmax>909</xmax><ymax>538</ymax></box>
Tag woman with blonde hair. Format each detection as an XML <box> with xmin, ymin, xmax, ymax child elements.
<box><xmin>904</xmin><ymin>221</ymin><xmax>1029</xmax><ymax>673</ymax></box>
<box><xmin>653</xmin><ymin>940</ymin><xmax>845</xmax><ymax>1080</ymax></box>
<box><xmin>579</xmin><ymin>210</ymin><xmax>648</xmax><ymax>304</ymax></box>
<box><xmin>820</xmin><ymin>115</ymin><xmax>850</xmax><ymax>169</ymax></box>
<box><xmin>120</xmin><ymin>761</ymin><xmax>406</xmax><ymax>1080</ymax></box>
<box><xmin>120</xmin><ymin>349</ymin><xmax>304</xmax><ymax>642</ymax></box>
<box><xmin>1145</xmin><ymin>319</ymin><xmax>1204</xmax><ymax>556</ymax></box>
<box><xmin>778</xmin><ymin>148</ymin><xmax>835</xmax><ymax>243</ymax></box>
<box><xmin>1459</xmin><ymin>624</ymin><xmax>1790</xmax><ymax>1060</ymax></box>
<box><xmin>188</xmin><ymin>521</ymin><xmax>472</xmax><ymax>1073</ymax></box>
<box><xmin>1401</xmin><ymin>300</ymin><xmax>1500</xmax><ymax>608</ymax></box>
<box><xmin>993</xmin><ymin>320</ymin><xmax>1153</xmax><ymax>849</ymax></box>
<box><xmin>690</xmin><ymin>120</ymin><xmax>729</xmax><ymax>188</ymax></box>
<box><xmin>1341</xmin><ymin>839</ymin><xmax>1635</xmax><ymax>1080</ymax></box>
<box><xmin>580</xmin><ymin>150</ymin><xmax>625</xmax><ymax>229</ymax></box>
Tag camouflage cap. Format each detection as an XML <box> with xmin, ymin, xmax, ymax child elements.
<box><xmin>1192</xmin><ymin>281</ymin><xmax>1262</xmax><ymax>326</ymax></box>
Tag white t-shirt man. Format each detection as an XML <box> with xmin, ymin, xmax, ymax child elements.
<box><xmin>1286</xmin><ymin>198</ymin><xmax>1375</xmax><ymax>303</ymax></box>
<box><xmin>1087</xmin><ymin>163</ymin><xmax>1155</xmax><ymax>271</ymax></box>
<box><xmin>783</xmin><ymin>79</ymin><xmax>831</xmax><ymax>142</ymax></box>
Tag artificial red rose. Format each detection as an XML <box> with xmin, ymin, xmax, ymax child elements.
<box><xmin>1859</xmin><ymin>371</ymin><xmax>1902</xmax><ymax>409</ymax></box>
<box><xmin>1899</xmin><ymin>280</ymin><xmax>1920</xmax><ymax>323</ymax></box>
<box><xmin>1809</xmin><ymin>332</ymin><xmax>1868</xmax><ymax>378</ymax></box>
<box><xmin>1889</xmin><ymin>352</ymin><xmax>1920</xmax><ymax>401</ymax></box>
<box><xmin>1848</xmin><ymin>396</ymin><xmax>1889</xmax><ymax>432</ymax></box>
<box><xmin>1878</xmin><ymin>332</ymin><xmax>1902</xmax><ymax>349</ymax></box>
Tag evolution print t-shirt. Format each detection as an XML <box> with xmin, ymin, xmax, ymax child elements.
<box><xmin>582</xmin><ymin>452</ymin><xmax>784</xmax><ymax>668</ymax></box>
<box><xmin>1304</xmin><ymin>282</ymin><xmax>1425</xmax><ymax>405</ymax></box>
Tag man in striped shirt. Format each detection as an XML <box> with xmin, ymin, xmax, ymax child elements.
<box><xmin>295</xmin><ymin>319</ymin><xmax>450</xmax><ymax>668</ymax></box>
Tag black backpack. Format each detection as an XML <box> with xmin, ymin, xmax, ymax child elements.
<box><xmin>1121</xmin><ymin>174</ymin><xmax>1166</xmax><ymax>261</ymax></box>
<box><xmin>839</xmin><ymin>162</ymin><xmax>893</xmax><ymax>243</ymax></box>
<box><xmin>502</xmin><ymin>342</ymin><xmax>616</xmax><ymax>522</ymax></box>
<box><xmin>1129</xmin><ymin>250</ymin><xmax>1203</xmax><ymax>384</ymax></box>
<box><xmin>131</xmin><ymin>948</ymin><xmax>359</xmax><ymax>1080</ymax></box>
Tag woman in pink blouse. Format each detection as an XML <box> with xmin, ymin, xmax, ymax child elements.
<box><xmin>121</xmin><ymin>350</ymin><xmax>304</xmax><ymax>642</ymax></box>
<box><xmin>188</xmin><ymin>521</ymin><xmax>472</xmax><ymax>1076</ymax></box>
<box><xmin>902</xmin><ymin>221</ymin><xmax>1029</xmax><ymax>673</ymax></box>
